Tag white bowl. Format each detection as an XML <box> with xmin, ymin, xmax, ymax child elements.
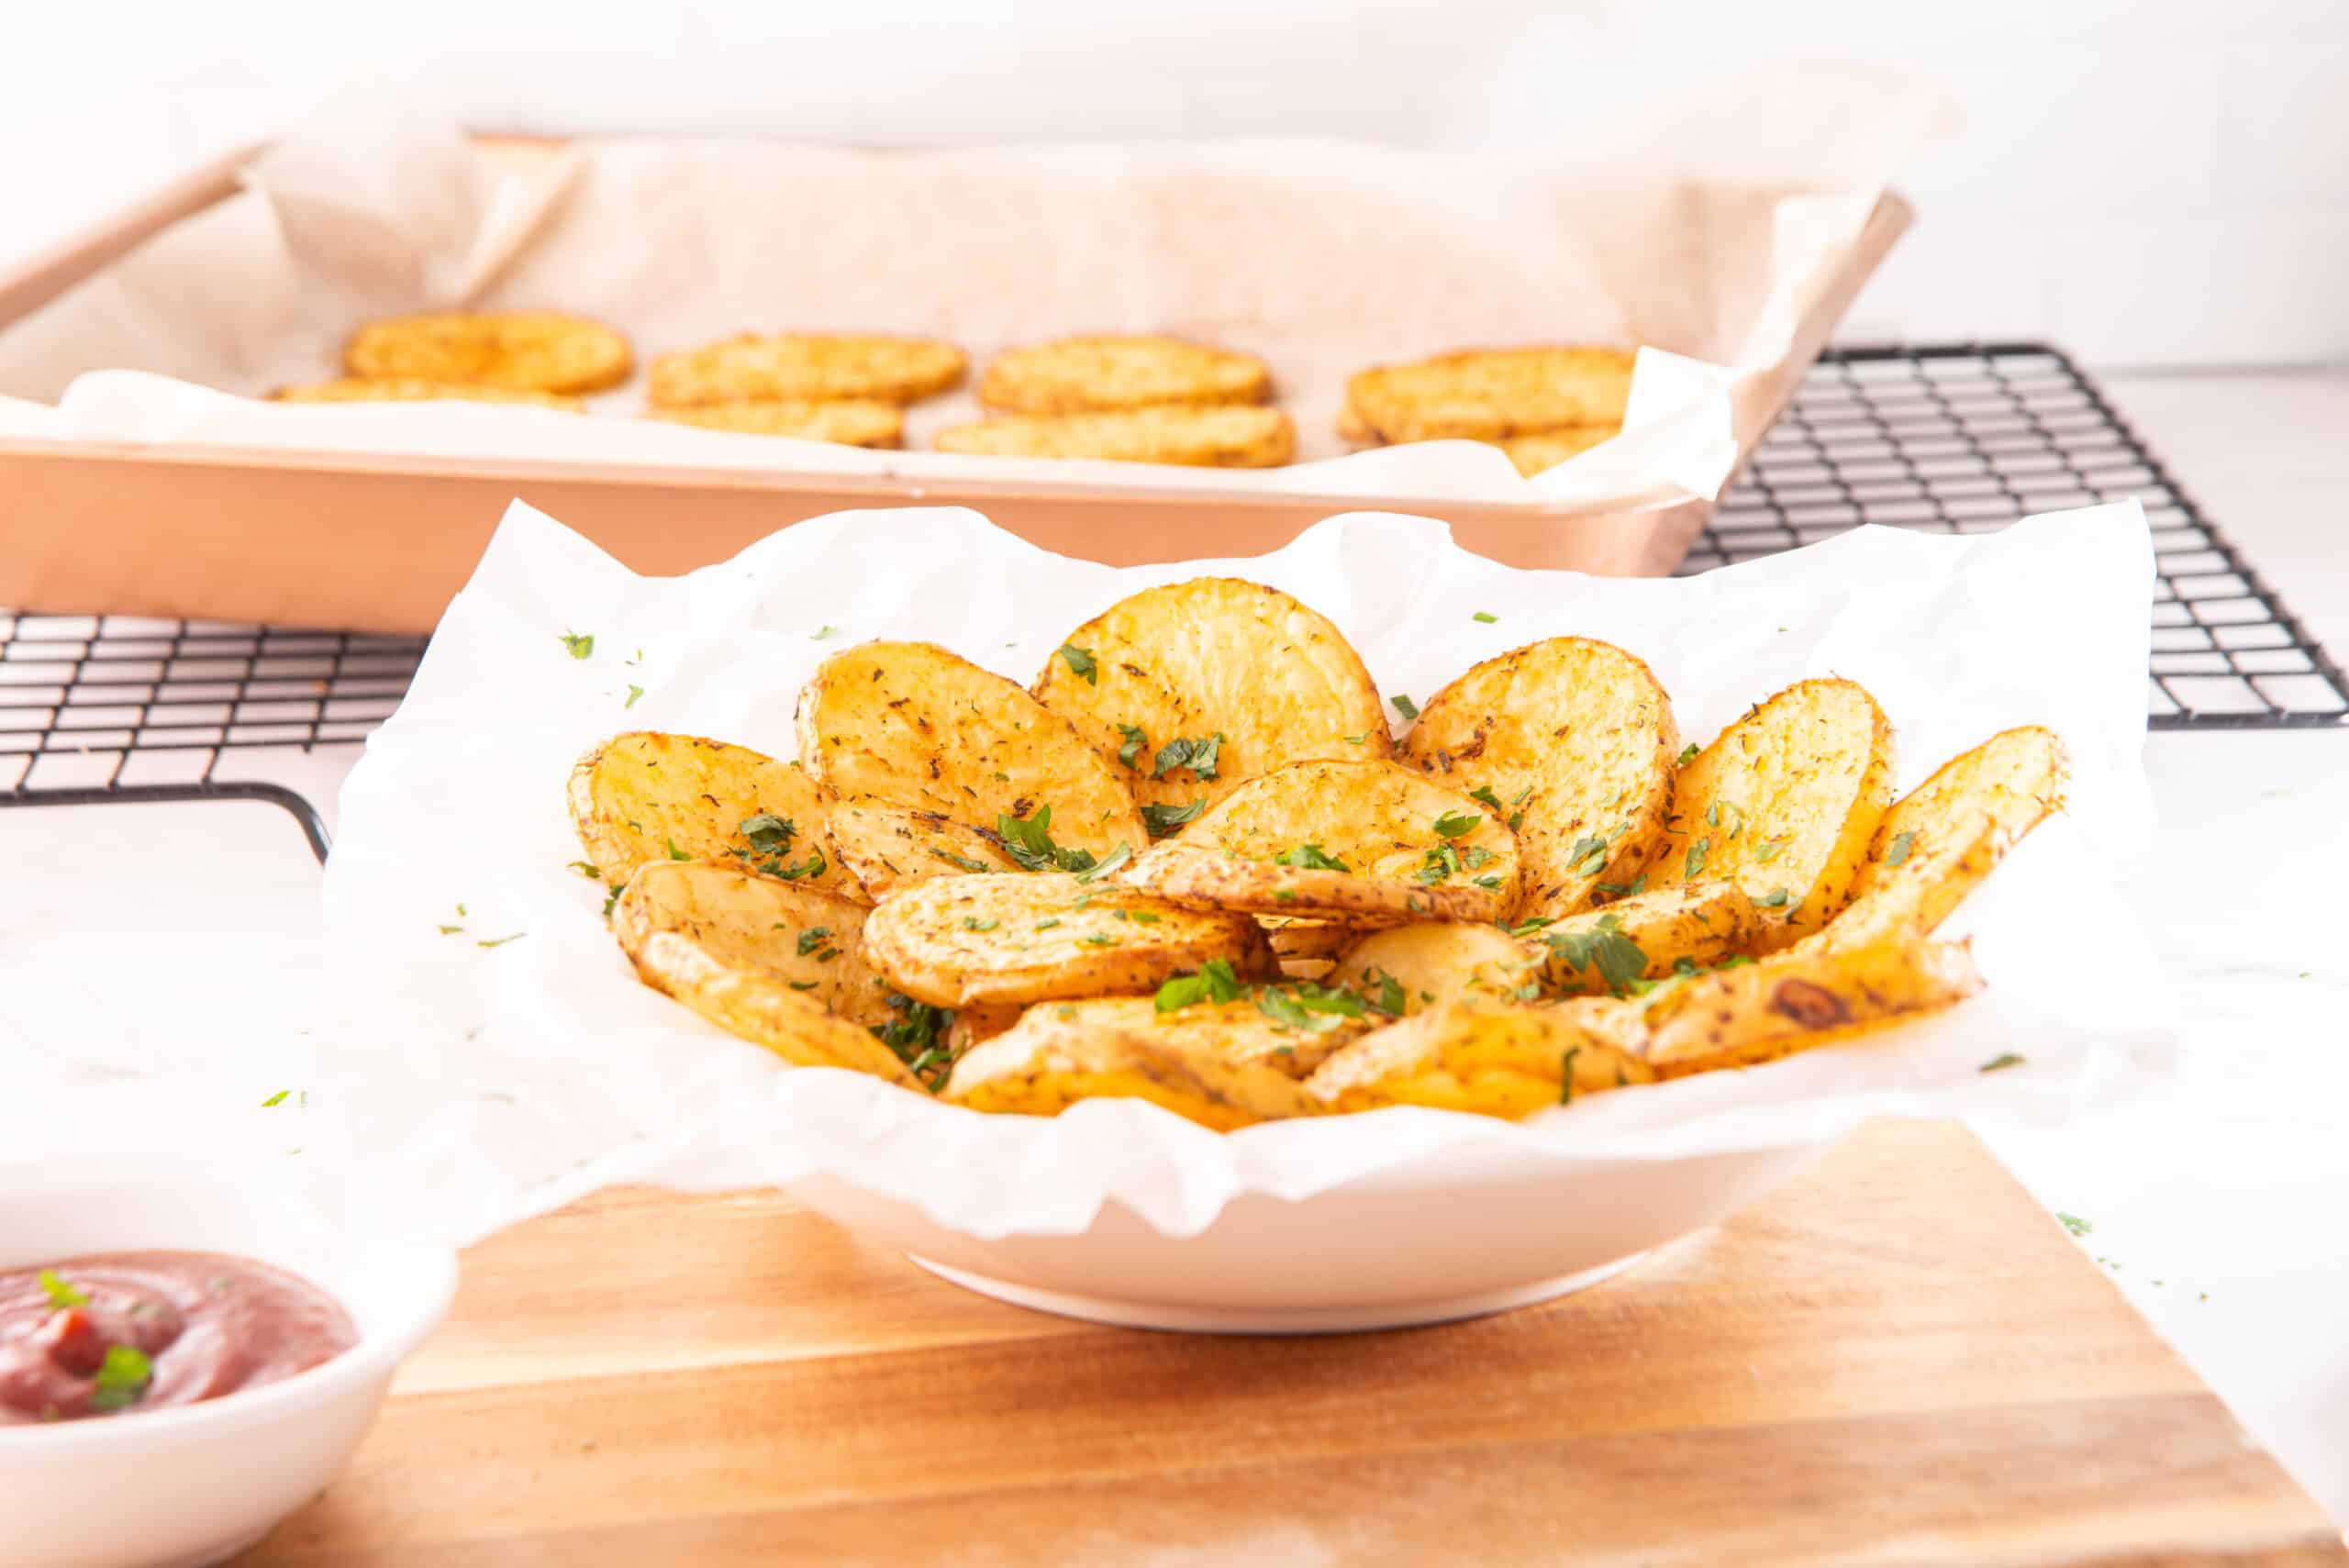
<box><xmin>0</xmin><ymin>1158</ymin><xmax>457</xmax><ymax>1568</ymax></box>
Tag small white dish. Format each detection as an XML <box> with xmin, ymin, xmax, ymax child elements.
<box><xmin>0</xmin><ymin>1157</ymin><xmax>457</xmax><ymax>1568</ymax></box>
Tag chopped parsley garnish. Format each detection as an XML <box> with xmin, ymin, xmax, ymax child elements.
<box><xmin>1033</xmin><ymin>917</ymin><xmax>1061</xmax><ymax>929</ymax></box>
<box><xmin>1472</xmin><ymin>873</ymin><xmax>1504</xmax><ymax>890</ymax></box>
<box><xmin>666</xmin><ymin>836</ymin><xmax>690</xmax><ymax>862</ymax></box>
<box><xmin>1431</xmin><ymin>810</ymin><xmax>1482</xmax><ymax>839</ymax></box>
<box><xmin>1116</xmin><ymin>723</ymin><xmax>1149</xmax><ymax>769</ymax></box>
<box><xmin>1472</xmin><ymin>610</ymin><xmax>1498</xmax><ymax>624</ymax></box>
<box><xmin>796</xmin><ymin>927</ymin><xmax>833</xmax><ymax>956</ymax></box>
<box><xmin>1153</xmin><ymin>958</ymin><xmax>1245</xmax><ymax>1013</ymax></box>
<box><xmin>1128</xmin><ymin>910</ymin><xmax>1160</xmax><ymax>924</ymax></box>
<box><xmin>1559</xmin><ymin>1047</ymin><xmax>1582</xmax><ymax>1105</ymax></box>
<box><xmin>2057</xmin><ymin>1212</ymin><xmax>2093</xmax><ymax>1237</ymax></box>
<box><xmin>1753</xmin><ymin>840</ymin><xmax>1785</xmax><ymax>862</ymax></box>
<box><xmin>787</xmin><ymin>980</ymin><xmax>819</xmax><ymax>991</ymax></box>
<box><xmin>960</xmin><ymin>917</ymin><xmax>999</xmax><ymax>932</ymax></box>
<box><xmin>1141</xmin><ymin>800</ymin><xmax>1204</xmax><ymax>839</ymax></box>
<box><xmin>1545</xmin><ymin>914</ymin><xmax>1648</xmax><ymax>995</ymax></box>
<box><xmin>1254</xmin><ymin>981</ymin><xmax>1366</xmax><ymax>1033</ymax></box>
<box><xmin>38</xmin><ymin>1270</ymin><xmax>87</xmax><ymax>1310</ymax></box>
<box><xmin>1684</xmin><ymin>838</ymin><xmax>1709</xmax><ymax>879</ymax></box>
<box><xmin>1460</xmin><ymin>845</ymin><xmax>1496</xmax><ymax>871</ymax></box>
<box><xmin>1979</xmin><ymin>1052</ymin><xmax>2026</xmax><ymax>1073</ymax></box>
<box><xmin>624</xmin><ymin>684</ymin><xmax>644</xmax><ymax>709</ymax></box>
<box><xmin>1706</xmin><ymin>802</ymin><xmax>1721</xmax><ymax>828</ymax></box>
<box><xmin>1676</xmin><ymin>742</ymin><xmax>1698</xmax><ymax>767</ymax></box>
<box><xmin>1057</xmin><ymin>643</ymin><xmax>1098</xmax><ymax>684</ymax></box>
<box><xmin>568</xmin><ymin>860</ymin><xmax>600</xmax><ymax>877</ymax></box>
<box><xmin>1074</xmin><ymin>842</ymin><xmax>1132</xmax><ymax>882</ymax></box>
<box><xmin>996</xmin><ymin>805</ymin><xmax>1101</xmax><ymax>872</ymax></box>
<box><xmin>1389</xmin><ymin>694</ymin><xmax>1419</xmax><ymax>723</ymax></box>
<box><xmin>764</xmin><ymin>850</ymin><xmax>827</xmax><ymax>882</ymax></box>
<box><xmin>929</xmin><ymin>848</ymin><xmax>996</xmax><ymax>873</ymax></box>
<box><xmin>1416</xmin><ymin>841</ymin><xmax>1462</xmax><ymax>884</ymax></box>
<box><xmin>1275</xmin><ymin>843</ymin><xmax>1351</xmax><ymax>873</ymax></box>
<box><xmin>1152</xmin><ymin>732</ymin><xmax>1225</xmax><ymax>781</ymax></box>
<box><xmin>869</xmin><ymin>994</ymin><xmax>955</xmax><ymax>1091</ymax></box>
<box><xmin>1501</xmin><ymin>916</ymin><xmax>1555</xmax><ymax>937</ymax></box>
<box><xmin>810</xmin><ymin>624</ymin><xmax>838</xmax><ymax>641</ymax></box>
<box><xmin>1565</xmin><ymin>834</ymin><xmax>1609</xmax><ymax>879</ymax></box>
<box><xmin>1470</xmin><ymin>785</ymin><xmax>1506</xmax><ymax>815</ymax></box>
<box><xmin>1596</xmin><ymin>873</ymin><xmax>1646</xmax><ymax>898</ymax></box>
<box><xmin>558</xmin><ymin>630</ymin><xmax>595</xmax><ymax>661</ymax></box>
<box><xmin>261</xmin><ymin>1090</ymin><xmax>291</xmax><ymax>1107</ymax></box>
<box><xmin>1358</xmin><ymin>969</ymin><xmax>1408</xmax><ymax>1017</ymax></box>
<box><xmin>1884</xmin><ymin>829</ymin><xmax>1917</xmax><ymax>868</ymax></box>
<box><xmin>1078</xmin><ymin>934</ymin><xmax>1117</xmax><ymax>947</ymax></box>
<box><xmin>1342</xmin><ymin>732</ymin><xmax>1368</xmax><ymax>745</ymax></box>
<box><xmin>477</xmin><ymin>932</ymin><xmax>526</xmax><ymax>949</ymax></box>
<box><xmin>740</xmin><ymin>814</ymin><xmax>797</xmax><ymax>853</ymax></box>
<box><xmin>1752</xmin><ymin>888</ymin><xmax>1790</xmax><ymax>909</ymax></box>
<box><xmin>87</xmin><ymin>1343</ymin><xmax>154</xmax><ymax>1412</ymax></box>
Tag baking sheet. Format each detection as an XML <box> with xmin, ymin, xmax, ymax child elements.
<box><xmin>0</xmin><ymin>500</ymin><xmax>2172</xmax><ymax>1247</ymax></box>
<box><xmin>0</xmin><ymin>67</ymin><xmax>1954</xmax><ymax>512</ymax></box>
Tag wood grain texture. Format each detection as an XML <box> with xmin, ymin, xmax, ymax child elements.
<box><xmin>242</xmin><ymin>1120</ymin><xmax>2344</xmax><ymax>1567</ymax></box>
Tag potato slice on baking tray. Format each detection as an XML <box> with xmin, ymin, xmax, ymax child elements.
<box><xmin>1397</xmin><ymin>637</ymin><xmax>1678</xmax><ymax>921</ymax></box>
<box><xmin>861</xmin><ymin>873</ymin><xmax>1275</xmax><ymax>1009</ymax></box>
<box><xmin>797</xmin><ymin>640</ymin><xmax>1146</xmax><ymax>864</ymax></box>
<box><xmin>1031</xmin><ymin>577</ymin><xmax>1393</xmax><ymax>824</ymax></box>
<box><xmin>1117</xmin><ymin>757</ymin><xmax>1521</xmax><ymax>923</ymax></box>
<box><xmin>568</xmin><ymin>731</ymin><xmax>860</xmax><ymax>901</ymax></box>
<box><xmin>647</xmin><ymin>332</ymin><xmax>966</xmax><ymax>406</ymax></box>
<box><xmin>343</xmin><ymin>310</ymin><xmax>633</xmax><ymax>395</ymax></box>
<box><xmin>976</xmin><ymin>335</ymin><xmax>1273</xmax><ymax>414</ymax></box>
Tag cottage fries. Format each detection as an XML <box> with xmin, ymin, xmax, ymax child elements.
<box><xmin>570</xmin><ymin>580</ymin><xmax>2068</xmax><ymax>1125</ymax></box>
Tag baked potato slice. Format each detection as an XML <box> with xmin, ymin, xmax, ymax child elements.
<box><xmin>860</xmin><ymin>872</ymin><xmax>1275</xmax><ymax>1008</ymax></box>
<box><xmin>1842</xmin><ymin>726</ymin><xmax>2068</xmax><ymax>925</ymax></box>
<box><xmin>1306</xmin><ymin>999</ymin><xmax>1654</xmax><ymax>1118</ymax></box>
<box><xmin>796</xmin><ymin>640</ymin><xmax>1146</xmax><ymax>862</ymax></box>
<box><xmin>1620</xmin><ymin>932</ymin><xmax>1984</xmax><ymax>1078</ymax></box>
<box><xmin>647</xmin><ymin>332</ymin><xmax>966</xmax><ymax>406</ymax></box>
<box><xmin>821</xmin><ymin>801</ymin><xmax>1020</xmax><ymax>902</ymax></box>
<box><xmin>1342</xmin><ymin>346</ymin><xmax>1636</xmax><ymax>444</ymax></box>
<box><xmin>343</xmin><ymin>310</ymin><xmax>632</xmax><ymax>395</ymax></box>
<box><xmin>568</xmin><ymin>731</ymin><xmax>860</xmax><ymax>900</ymax></box>
<box><xmin>1325</xmin><ymin>921</ymin><xmax>1541</xmax><ymax>1016</ymax></box>
<box><xmin>1531</xmin><ymin>881</ymin><xmax>1764</xmax><ymax>997</ymax></box>
<box><xmin>948</xmin><ymin>999</ymin><xmax>1318</xmax><ymax>1129</ymax></box>
<box><xmin>613</xmin><ymin>862</ymin><xmax>914</xmax><ymax>1084</ymax></box>
<box><xmin>1118</xmin><ymin>758</ymin><xmax>1520</xmax><ymax>922</ymax></box>
<box><xmin>1645</xmin><ymin>678</ymin><xmax>1894</xmax><ymax>949</ymax></box>
<box><xmin>1397</xmin><ymin>637</ymin><xmax>1678</xmax><ymax>921</ymax></box>
<box><xmin>1031</xmin><ymin>577</ymin><xmax>1393</xmax><ymax>821</ymax></box>
<box><xmin>976</xmin><ymin>336</ymin><xmax>1273</xmax><ymax>415</ymax></box>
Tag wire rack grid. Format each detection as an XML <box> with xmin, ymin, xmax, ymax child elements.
<box><xmin>3</xmin><ymin>343</ymin><xmax>2343</xmax><ymax>862</ymax></box>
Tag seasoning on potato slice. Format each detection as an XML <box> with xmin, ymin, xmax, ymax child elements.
<box><xmin>933</xmin><ymin>405</ymin><xmax>1294</xmax><ymax>467</ymax></box>
<box><xmin>860</xmin><ymin>873</ymin><xmax>1273</xmax><ymax>1009</ymax></box>
<box><xmin>948</xmin><ymin>1001</ymin><xmax>1317</xmax><ymax>1129</ymax></box>
<box><xmin>613</xmin><ymin>863</ymin><xmax>915</xmax><ymax>1085</ymax></box>
<box><xmin>645</xmin><ymin>397</ymin><xmax>904</xmax><ymax>447</ymax></box>
<box><xmin>1343</xmin><ymin>346</ymin><xmax>1636</xmax><ymax>445</ymax></box>
<box><xmin>821</xmin><ymin>802</ymin><xmax>1020</xmax><ymax>903</ymax></box>
<box><xmin>1530</xmin><ymin>882</ymin><xmax>1763</xmax><ymax>997</ymax></box>
<box><xmin>1118</xmin><ymin>757</ymin><xmax>1521</xmax><ymax>922</ymax></box>
<box><xmin>1398</xmin><ymin>637</ymin><xmax>1677</xmax><ymax>921</ymax></box>
<box><xmin>1325</xmin><ymin>922</ymin><xmax>1541</xmax><ymax>1017</ymax></box>
<box><xmin>1646</xmin><ymin>678</ymin><xmax>1895</xmax><ymax>948</ymax></box>
<box><xmin>977</xmin><ymin>336</ymin><xmax>1273</xmax><ymax>415</ymax></box>
<box><xmin>647</xmin><ymin>333</ymin><xmax>966</xmax><ymax>407</ymax></box>
<box><xmin>612</xmin><ymin>859</ymin><xmax>892</xmax><ymax>1025</ymax></box>
<box><xmin>1844</xmin><ymin>727</ymin><xmax>2067</xmax><ymax>913</ymax></box>
<box><xmin>796</xmin><ymin>640</ymin><xmax>1146</xmax><ymax>863</ymax></box>
<box><xmin>568</xmin><ymin>731</ymin><xmax>860</xmax><ymax>900</ymax></box>
<box><xmin>343</xmin><ymin>310</ymin><xmax>633</xmax><ymax>395</ymax></box>
<box><xmin>1306</xmin><ymin>999</ymin><xmax>1653</xmax><ymax>1118</ymax></box>
<box><xmin>1622</xmin><ymin>932</ymin><xmax>1983</xmax><ymax>1078</ymax></box>
<box><xmin>1031</xmin><ymin>577</ymin><xmax>1393</xmax><ymax>821</ymax></box>
<box><xmin>272</xmin><ymin>377</ymin><xmax>584</xmax><ymax>411</ymax></box>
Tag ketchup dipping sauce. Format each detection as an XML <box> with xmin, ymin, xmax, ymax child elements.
<box><xmin>0</xmin><ymin>1252</ymin><xmax>357</xmax><ymax>1425</ymax></box>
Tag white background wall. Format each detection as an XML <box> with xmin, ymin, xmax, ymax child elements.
<box><xmin>3</xmin><ymin>0</ymin><xmax>2344</xmax><ymax>368</ymax></box>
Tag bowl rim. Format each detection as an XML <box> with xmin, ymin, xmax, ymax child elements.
<box><xmin>0</xmin><ymin>1156</ymin><xmax>459</xmax><ymax>1452</ymax></box>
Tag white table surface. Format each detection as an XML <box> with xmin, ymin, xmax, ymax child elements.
<box><xmin>3</xmin><ymin>369</ymin><xmax>2345</xmax><ymax>1525</ymax></box>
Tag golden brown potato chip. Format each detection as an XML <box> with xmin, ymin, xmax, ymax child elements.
<box><xmin>1496</xmin><ymin>424</ymin><xmax>1619</xmax><ymax>475</ymax></box>
<box><xmin>342</xmin><ymin>310</ymin><xmax>632</xmax><ymax>395</ymax></box>
<box><xmin>1844</xmin><ymin>727</ymin><xmax>2067</xmax><ymax>920</ymax></box>
<box><xmin>1325</xmin><ymin>922</ymin><xmax>1540</xmax><ymax>1016</ymax></box>
<box><xmin>1031</xmin><ymin>577</ymin><xmax>1392</xmax><ymax>821</ymax></box>
<box><xmin>933</xmin><ymin>405</ymin><xmax>1294</xmax><ymax>467</ymax></box>
<box><xmin>821</xmin><ymin>802</ymin><xmax>1021</xmax><ymax>903</ymax></box>
<box><xmin>1119</xmin><ymin>758</ymin><xmax>1521</xmax><ymax>922</ymax></box>
<box><xmin>1306</xmin><ymin>999</ymin><xmax>1653</xmax><ymax>1118</ymax></box>
<box><xmin>272</xmin><ymin>377</ymin><xmax>585</xmax><ymax>411</ymax></box>
<box><xmin>860</xmin><ymin>873</ymin><xmax>1274</xmax><ymax>1009</ymax></box>
<box><xmin>645</xmin><ymin>398</ymin><xmax>904</xmax><ymax>447</ymax></box>
<box><xmin>612</xmin><ymin>859</ymin><xmax>892</xmax><ymax>1026</ymax></box>
<box><xmin>1344</xmin><ymin>346</ymin><xmax>1636</xmax><ymax>444</ymax></box>
<box><xmin>1624</xmin><ymin>932</ymin><xmax>1983</xmax><ymax>1077</ymax></box>
<box><xmin>1646</xmin><ymin>678</ymin><xmax>1895</xmax><ymax>948</ymax></box>
<box><xmin>948</xmin><ymin>999</ymin><xmax>1317</xmax><ymax>1129</ymax></box>
<box><xmin>1531</xmin><ymin>882</ymin><xmax>1764</xmax><ymax>997</ymax></box>
<box><xmin>977</xmin><ymin>336</ymin><xmax>1272</xmax><ymax>415</ymax></box>
<box><xmin>796</xmin><ymin>640</ymin><xmax>1146</xmax><ymax>863</ymax></box>
<box><xmin>1398</xmin><ymin>637</ymin><xmax>1678</xmax><ymax>920</ymax></box>
<box><xmin>613</xmin><ymin>863</ymin><xmax>915</xmax><ymax>1084</ymax></box>
<box><xmin>648</xmin><ymin>333</ymin><xmax>966</xmax><ymax>407</ymax></box>
<box><xmin>567</xmin><ymin>731</ymin><xmax>862</xmax><ymax>901</ymax></box>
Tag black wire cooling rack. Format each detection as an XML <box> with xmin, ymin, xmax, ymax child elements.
<box><xmin>3</xmin><ymin>342</ymin><xmax>2343</xmax><ymax>862</ymax></box>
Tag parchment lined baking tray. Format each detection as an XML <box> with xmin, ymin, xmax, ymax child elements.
<box><xmin>0</xmin><ymin>117</ymin><xmax>1914</xmax><ymax>634</ymax></box>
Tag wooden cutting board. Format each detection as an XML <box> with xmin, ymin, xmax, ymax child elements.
<box><xmin>242</xmin><ymin>1119</ymin><xmax>2343</xmax><ymax>1567</ymax></box>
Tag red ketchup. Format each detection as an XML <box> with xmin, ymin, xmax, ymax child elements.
<box><xmin>0</xmin><ymin>1251</ymin><xmax>356</xmax><ymax>1424</ymax></box>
